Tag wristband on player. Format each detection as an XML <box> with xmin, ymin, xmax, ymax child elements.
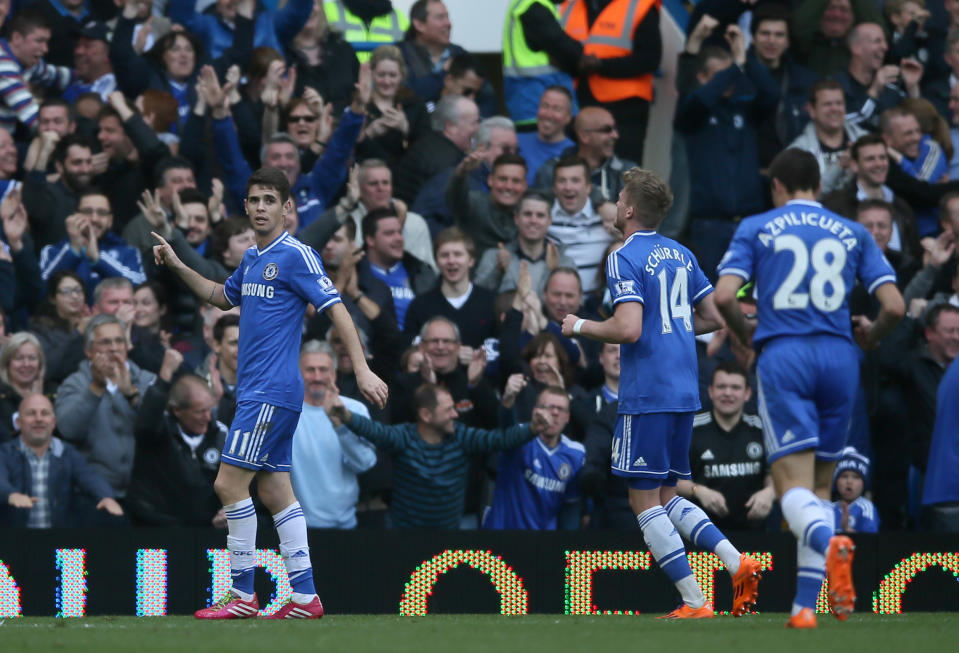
<box><xmin>572</xmin><ymin>318</ymin><xmax>586</xmax><ymax>335</ymax></box>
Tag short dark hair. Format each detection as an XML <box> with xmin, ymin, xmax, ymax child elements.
<box><xmin>40</xmin><ymin>97</ymin><xmax>73</xmax><ymax>118</ymax></box>
<box><xmin>856</xmin><ymin>198</ymin><xmax>894</xmax><ymax>222</ymax></box>
<box><xmin>406</xmin><ymin>0</ymin><xmax>443</xmax><ymax>40</ymax></box>
<box><xmin>749</xmin><ymin>3</ymin><xmax>792</xmax><ymax>38</ymax></box>
<box><xmin>516</xmin><ymin>190</ymin><xmax>551</xmax><ymax>215</ymax></box>
<box><xmin>413</xmin><ymin>382</ymin><xmax>449</xmax><ymax>417</ymax></box>
<box><xmin>77</xmin><ymin>186</ymin><xmax>110</xmax><ymax>207</ymax></box>
<box><xmin>697</xmin><ymin>45</ymin><xmax>732</xmax><ymax>75</ymax></box>
<box><xmin>448</xmin><ymin>52</ymin><xmax>483</xmax><ymax>80</ymax></box>
<box><xmin>8</xmin><ymin>8</ymin><xmax>49</xmax><ymax>37</ymax></box>
<box><xmin>53</xmin><ymin>134</ymin><xmax>93</xmax><ymax>165</ymax></box>
<box><xmin>178</xmin><ymin>187</ymin><xmax>208</xmax><ymax>207</ymax></box>
<box><xmin>850</xmin><ymin>133</ymin><xmax>886</xmax><ymax>161</ymax></box>
<box><xmin>711</xmin><ymin>360</ymin><xmax>749</xmax><ymax>385</ymax></box>
<box><xmin>433</xmin><ymin>226</ymin><xmax>475</xmax><ymax>259</ymax></box>
<box><xmin>492</xmin><ymin>152</ymin><xmax>527</xmax><ymax>173</ymax></box>
<box><xmin>925</xmin><ymin>303</ymin><xmax>959</xmax><ymax>330</ymax></box>
<box><xmin>545</xmin><ymin>266</ymin><xmax>582</xmax><ymax>294</ymax></box>
<box><xmin>213</xmin><ymin>313</ymin><xmax>240</xmax><ymax>343</ymax></box>
<box><xmin>154</xmin><ymin>156</ymin><xmax>194</xmax><ymax>188</ymax></box>
<box><xmin>541</xmin><ymin>84</ymin><xmax>573</xmax><ymax>104</ymax></box>
<box><xmin>768</xmin><ymin>148</ymin><xmax>820</xmax><ymax>194</ymax></box>
<box><xmin>552</xmin><ymin>155</ymin><xmax>590</xmax><ymax>183</ymax></box>
<box><xmin>212</xmin><ymin>216</ymin><xmax>252</xmax><ymax>263</ymax></box>
<box><xmin>341</xmin><ymin>216</ymin><xmax>357</xmax><ymax>241</ymax></box>
<box><xmin>246</xmin><ymin>167</ymin><xmax>291</xmax><ymax>203</ymax></box>
<box><xmin>808</xmin><ymin>79</ymin><xmax>844</xmax><ymax>105</ymax></box>
<box><xmin>362</xmin><ymin>207</ymin><xmax>400</xmax><ymax>242</ymax></box>
<box><xmin>536</xmin><ymin>384</ymin><xmax>568</xmax><ymax>406</ymax></box>
<box><xmin>939</xmin><ymin>190</ymin><xmax>959</xmax><ymax>216</ymax></box>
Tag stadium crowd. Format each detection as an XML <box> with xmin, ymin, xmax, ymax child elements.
<box><xmin>0</xmin><ymin>0</ymin><xmax>957</xmax><ymax>535</ymax></box>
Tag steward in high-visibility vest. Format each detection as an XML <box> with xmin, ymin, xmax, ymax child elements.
<box><xmin>324</xmin><ymin>0</ymin><xmax>409</xmax><ymax>63</ymax></box>
<box><xmin>557</xmin><ymin>0</ymin><xmax>661</xmax><ymax>163</ymax></box>
<box><xmin>502</xmin><ymin>0</ymin><xmax>579</xmax><ymax>126</ymax></box>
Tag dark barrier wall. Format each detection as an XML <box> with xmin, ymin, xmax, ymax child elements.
<box><xmin>1</xmin><ymin>530</ymin><xmax>958</xmax><ymax>616</ymax></box>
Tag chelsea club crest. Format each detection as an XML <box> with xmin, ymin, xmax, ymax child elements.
<box><xmin>263</xmin><ymin>263</ymin><xmax>279</xmax><ymax>280</ymax></box>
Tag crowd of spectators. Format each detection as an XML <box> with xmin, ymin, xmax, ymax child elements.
<box><xmin>0</xmin><ymin>0</ymin><xmax>957</xmax><ymax>534</ymax></box>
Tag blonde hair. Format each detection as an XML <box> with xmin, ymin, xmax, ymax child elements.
<box><xmin>0</xmin><ymin>332</ymin><xmax>46</xmax><ymax>388</ymax></box>
<box><xmin>621</xmin><ymin>167</ymin><xmax>674</xmax><ymax>229</ymax></box>
<box><xmin>900</xmin><ymin>97</ymin><xmax>954</xmax><ymax>161</ymax></box>
<box><xmin>369</xmin><ymin>44</ymin><xmax>407</xmax><ymax>81</ymax></box>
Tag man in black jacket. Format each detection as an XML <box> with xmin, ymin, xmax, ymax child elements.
<box><xmin>127</xmin><ymin>349</ymin><xmax>227</xmax><ymax>527</ymax></box>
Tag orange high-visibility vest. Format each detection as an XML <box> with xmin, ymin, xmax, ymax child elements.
<box><xmin>559</xmin><ymin>0</ymin><xmax>660</xmax><ymax>102</ymax></box>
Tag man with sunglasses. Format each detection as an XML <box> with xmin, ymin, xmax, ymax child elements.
<box><xmin>533</xmin><ymin>106</ymin><xmax>637</xmax><ymax>204</ymax></box>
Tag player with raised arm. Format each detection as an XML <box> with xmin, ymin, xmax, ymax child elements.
<box><xmin>152</xmin><ymin>167</ymin><xmax>388</xmax><ymax>620</ymax></box>
<box><xmin>562</xmin><ymin>168</ymin><xmax>763</xmax><ymax>619</ymax></box>
<box><xmin>714</xmin><ymin>148</ymin><xmax>904</xmax><ymax>628</ymax></box>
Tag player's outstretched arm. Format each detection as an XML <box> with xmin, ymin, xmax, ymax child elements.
<box><xmin>561</xmin><ymin>302</ymin><xmax>643</xmax><ymax>344</ymax></box>
<box><xmin>693</xmin><ymin>292</ymin><xmax>725</xmax><ymax>335</ymax></box>
<box><xmin>327</xmin><ymin>301</ymin><xmax>388</xmax><ymax>409</ymax></box>
<box><xmin>151</xmin><ymin>231</ymin><xmax>232</xmax><ymax>310</ymax></box>
<box><xmin>714</xmin><ymin>275</ymin><xmax>748</xmax><ymax>344</ymax></box>
<box><xmin>852</xmin><ymin>282</ymin><xmax>905</xmax><ymax>350</ymax></box>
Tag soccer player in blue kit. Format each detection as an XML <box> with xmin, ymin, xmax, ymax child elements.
<box><xmin>152</xmin><ymin>168</ymin><xmax>388</xmax><ymax>620</ymax></box>
<box><xmin>562</xmin><ymin>168</ymin><xmax>763</xmax><ymax>619</ymax></box>
<box><xmin>714</xmin><ymin>149</ymin><xmax>905</xmax><ymax>628</ymax></box>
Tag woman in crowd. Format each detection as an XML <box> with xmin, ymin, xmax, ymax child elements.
<box><xmin>286</xmin><ymin>0</ymin><xmax>359</xmax><ymax>111</ymax></box>
<box><xmin>0</xmin><ymin>332</ymin><xmax>52</xmax><ymax>441</ymax></box>
<box><xmin>129</xmin><ymin>281</ymin><xmax>172</xmax><ymax>375</ymax></box>
<box><xmin>501</xmin><ymin>332</ymin><xmax>586</xmax><ymax>437</ymax></box>
<box><xmin>355</xmin><ymin>45</ymin><xmax>431</xmax><ymax>173</ymax></box>
<box><xmin>29</xmin><ymin>271</ymin><xmax>89</xmax><ymax>387</ymax></box>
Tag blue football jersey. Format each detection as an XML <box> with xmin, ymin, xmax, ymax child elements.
<box><xmin>483</xmin><ymin>435</ymin><xmax>585</xmax><ymax>530</ymax></box>
<box><xmin>369</xmin><ymin>261</ymin><xmax>414</xmax><ymax>330</ymax></box>
<box><xmin>223</xmin><ymin>231</ymin><xmax>341</xmax><ymax>410</ymax></box>
<box><xmin>833</xmin><ymin>497</ymin><xmax>879</xmax><ymax>533</ymax></box>
<box><xmin>718</xmin><ymin>200</ymin><xmax>896</xmax><ymax>347</ymax></box>
<box><xmin>607</xmin><ymin>231</ymin><xmax>713</xmax><ymax>414</ymax></box>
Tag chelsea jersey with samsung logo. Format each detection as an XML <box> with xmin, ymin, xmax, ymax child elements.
<box><xmin>607</xmin><ymin>230</ymin><xmax>713</xmax><ymax>414</ymax></box>
<box><xmin>223</xmin><ymin>231</ymin><xmax>341</xmax><ymax>411</ymax></box>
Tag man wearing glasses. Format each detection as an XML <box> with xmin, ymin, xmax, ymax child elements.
<box><xmin>39</xmin><ymin>188</ymin><xmax>146</xmax><ymax>297</ymax></box>
<box><xmin>533</xmin><ymin>106</ymin><xmax>637</xmax><ymax>204</ymax></box>
<box><xmin>483</xmin><ymin>386</ymin><xmax>585</xmax><ymax>530</ymax></box>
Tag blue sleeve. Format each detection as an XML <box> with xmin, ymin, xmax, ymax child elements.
<box><xmin>211</xmin><ymin>116</ymin><xmax>253</xmax><ymax>208</ymax></box>
<box><xmin>273</xmin><ymin>0</ymin><xmax>313</xmax><ymax>44</ymax></box>
<box><xmin>223</xmin><ymin>259</ymin><xmax>245</xmax><ymax>306</ymax></box>
<box><xmin>93</xmin><ymin>247</ymin><xmax>146</xmax><ymax>286</ymax></box>
<box><xmin>166</xmin><ymin>0</ymin><xmax>199</xmax><ymax>29</ymax></box>
<box><xmin>39</xmin><ymin>242</ymin><xmax>81</xmax><ymax>282</ymax></box>
<box><xmin>717</xmin><ymin>221</ymin><xmax>756</xmax><ymax>282</ymax></box>
<box><xmin>689</xmin><ymin>251</ymin><xmax>714</xmax><ymax>305</ymax></box>
<box><xmin>304</xmin><ymin>108</ymin><xmax>364</xmax><ymax>226</ymax></box>
<box><xmin>286</xmin><ymin>241</ymin><xmax>342</xmax><ymax>312</ymax></box>
<box><xmin>607</xmin><ymin>247</ymin><xmax>644</xmax><ymax>306</ymax></box>
<box><xmin>855</xmin><ymin>224</ymin><xmax>897</xmax><ymax>294</ymax></box>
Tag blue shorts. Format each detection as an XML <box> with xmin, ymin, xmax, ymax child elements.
<box><xmin>221</xmin><ymin>401</ymin><xmax>301</xmax><ymax>472</ymax></box>
<box><xmin>756</xmin><ymin>335</ymin><xmax>859</xmax><ymax>464</ymax></box>
<box><xmin>610</xmin><ymin>412</ymin><xmax>693</xmax><ymax>488</ymax></box>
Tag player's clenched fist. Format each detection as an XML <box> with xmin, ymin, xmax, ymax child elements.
<box><xmin>561</xmin><ymin>313</ymin><xmax>582</xmax><ymax>338</ymax></box>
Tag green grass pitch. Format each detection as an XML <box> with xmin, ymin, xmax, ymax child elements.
<box><xmin>2</xmin><ymin>613</ymin><xmax>957</xmax><ymax>653</ymax></box>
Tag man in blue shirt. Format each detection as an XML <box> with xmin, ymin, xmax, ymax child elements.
<box><xmin>291</xmin><ymin>340</ymin><xmax>376</xmax><ymax>529</ymax></box>
<box><xmin>483</xmin><ymin>386</ymin><xmax>585</xmax><ymax>530</ymax></box>
<box><xmin>517</xmin><ymin>86</ymin><xmax>574</xmax><ymax>186</ymax></box>
<box><xmin>152</xmin><ymin>167</ymin><xmax>387</xmax><ymax>621</ymax></box>
<box><xmin>561</xmin><ymin>167</ymin><xmax>762</xmax><ymax>619</ymax></box>
<box><xmin>714</xmin><ymin>148</ymin><xmax>905</xmax><ymax>628</ymax></box>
